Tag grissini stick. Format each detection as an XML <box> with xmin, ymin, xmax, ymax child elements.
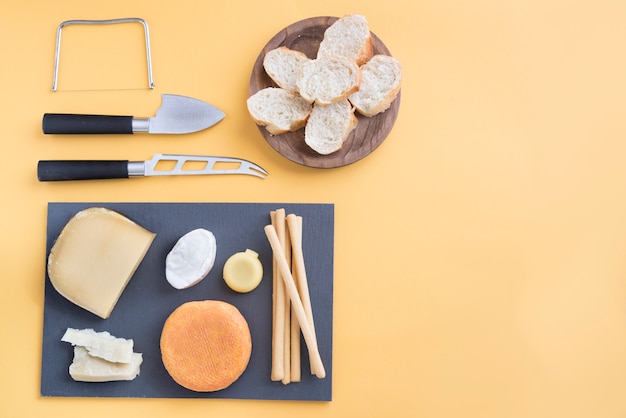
<box><xmin>287</xmin><ymin>214</ymin><xmax>318</xmax><ymax>375</ymax></box>
<box><xmin>270</xmin><ymin>211</ymin><xmax>285</xmax><ymax>381</ymax></box>
<box><xmin>280</xmin><ymin>214</ymin><xmax>292</xmax><ymax>385</ymax></box>
<box><xmin>264</xmin><ymin>224</ymin><xmax>326</xmax><ymax>379</ymax></box>
<box><xmin>290</xmin><ymin>300</ymin><xmax>301</xmax><ymax>382</ymax></box>
<box><xmin>289</xmin><ymin>216</ymin><xmax>302</xmax><ymax>382</ymax></box>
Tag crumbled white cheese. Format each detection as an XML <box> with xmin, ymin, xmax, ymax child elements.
<box><xmin>69</xmin><ymin>346</ymin><xmax>143</xmax><ymax>382</ymax></box>
<box><xmin>62</xmin><ymin>328</ymin><xmax>134</xmax><ymax>363</ymax></box>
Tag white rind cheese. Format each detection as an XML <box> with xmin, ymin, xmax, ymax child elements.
<box><xmin>61</xmin><ymin>328</ymin><xmax>134</xmax><ymax>364</ymax></box>
<box><xmin>165</xmin><ymin>228</ymin><xmax>217</xmax><ymax>289</ymax></box>
<box><xmin>47</xmin><ymin>207</ymin><xmax>156</xmax><ymax>319</ymax></box>
<box><xmin>69</xmin><ymin>346</ymin><xmax>143</xmax><ymax>382</ymax></box>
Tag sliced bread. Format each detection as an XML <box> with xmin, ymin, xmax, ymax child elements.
<box><xmin>247</xmin><ymin>87</ymin><xmax>312</xmax><ymax>135</ymax></box>
<box><xmin>317</xmin><ymin>14</ymin><xmax>373</xmax><ymax>66</ymax></box>
<box><xmin>304</xmin><ymin>100</ymin><xmax>357</xmax><ymax>155</ymax></box>
<box><xmin>263</xmin><ymin>46</ymin><xmax>310</xmax><ymax>93</ymax></box>
<box><xmin>297</xmin><ymin>56</ymin><xmax>361</xmax><ymax>105</ymax></box>
<box><xmin>349</xmin><ymin>54</ymin><xmax>402</xmax><ymax>117</ymax></box>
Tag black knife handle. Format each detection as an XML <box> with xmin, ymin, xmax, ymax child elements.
<box><xmin>42</xmin><ymin>114</ymin><xmax>134</xmax><ymax>134</ymax></box>
<box><xmin>37</xmin><ymin>160</ymin><xmax>130</xmax><ymax>181</ymax></box>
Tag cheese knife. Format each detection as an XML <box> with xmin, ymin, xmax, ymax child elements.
<box><xmin>37</xmin><ymin>154</ymin><xmax>267</xmax><ymax>181</ymax></box>
<box><xmin>42</xmin><ymin>94</ymin><xmax>225</xmax><ymax>135</ymax></box>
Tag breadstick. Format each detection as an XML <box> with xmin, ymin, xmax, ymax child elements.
<box><xmin>264</xmin><ymin>224</ymin><xmax>326</xmax><ymax>379</ymax></box>
<box><xmin>280</xmin><ymin>212</ymin><xmax>291</xmax><ymax>385</ymax></box>
<box><xmin>290</xmin><ymin>303</ymin><xmax>301</xmax><ymax>382</ymax></box>
<box><xmin>289</xmin><ymin>216</ymin><xmax>302</xmax><ymax>382</ymax></box>
<box><xmin>270</xmin><ymin>210</ymin><xmax>285</xmax><ymax>381</ymax></box>
<box><xmin>287</xmin><ymin>214</ymin><xmax>318</xmax><ymax>375</ymax></box>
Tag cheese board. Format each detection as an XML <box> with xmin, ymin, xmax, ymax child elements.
<box><xmin>41</xmin><ymin>202</ymin><xmax>333</xmax><ymax>400</ymax></box>
<box><xmin>249</xmin><ymin>16</ymin><xmax>401</xmax><ymax>168</ymax></box>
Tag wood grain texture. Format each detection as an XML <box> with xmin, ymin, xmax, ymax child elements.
<box><xmin>249</xmin><ymin>17</ymin><xmax>401</xmax><ymax>168</ymax></box>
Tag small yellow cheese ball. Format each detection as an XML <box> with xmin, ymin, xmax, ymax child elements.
<box><xmin>223</xmin><ymin>249</ymin><xmax>263</xmax><ymax>293</ymax></box>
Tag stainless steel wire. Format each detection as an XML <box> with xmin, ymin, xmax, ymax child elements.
<box><xmin>52</xmin><ymin>18</ymin><xmax>155</xmax><ymax>91</ymax></box>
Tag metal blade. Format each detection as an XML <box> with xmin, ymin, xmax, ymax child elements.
<box><xmin>147</xmin><ymin>95</ymin><xmax>225</xmax><ymax>134</ymax></box>
<box><xmin>131</xmin><ymin>154</ymin><xmax>268</xmax><ymax>178</ymax></box>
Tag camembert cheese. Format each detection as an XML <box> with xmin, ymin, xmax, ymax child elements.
<box><xmin>165</xmin><ymin>228</ymin><xmax>217</xmax><ymax>289</ymax></box>
<box><xmin>47</xmin><ymin>207</ymin><xmax>156</xmax><ymax>319</ymax></box>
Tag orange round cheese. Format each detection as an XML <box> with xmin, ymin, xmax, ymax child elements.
<box><xmin>160</xmin><ymin>300</ymin><xmax>252</xmax><ymax>392</ymax></box>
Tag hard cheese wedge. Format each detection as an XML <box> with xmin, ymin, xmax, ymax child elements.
<box><xmin>47</xmin><ymin>207</ymin><xmax>156</xmax><ymax>319</ymax></box>
<box><xmin>61</xmin><ymin>328</ymin><xmax>134</xmax><ymax>364</ymax></box>
<box><xmin>69</xmin><ymin>346</ymin><xmax>143</xmax><ymax>382</ymax></box>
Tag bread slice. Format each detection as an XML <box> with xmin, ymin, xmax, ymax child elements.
<box><xmin>247</xmin><ymin>87</ymin><xmax>312</xmax><ymax>134</ymax></box>
<box><xmin>305</xmin><ymin>100</ymin><xmax>357</xmax><ymax>155</ymax></box>
<box><xmin>297</xmin><ymin>56</ymin><xmax>361</xmax><ymax>105</ymax></box>
<box><xmin>263</xmin><ymin>46</ymin><xmax>310</xmax><ymax>93</ymax></box>
<box><xmin>349</xmin><ymin>54</ymin><xmax>402</xmax><ymax>117</ymax></box>
<box><xmin>317</xmin><ymin>14</ymin><xmax>373</xmax><ymax>66</ymax></box>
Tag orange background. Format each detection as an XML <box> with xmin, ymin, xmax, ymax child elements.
<box><xmin>2</xmin><ymin>0</ymin><xmax>626</xmax><ymax>417</ymax></box>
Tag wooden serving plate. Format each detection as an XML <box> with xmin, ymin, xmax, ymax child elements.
<box><xmin>249</xmin><ymin>16</ymin><xmax>401</xmax><ymax>168</ymax></box>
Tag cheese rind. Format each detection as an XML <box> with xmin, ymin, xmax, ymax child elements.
<box><xmin>61</xmin><ymin>328</ymin><xmax>134</xmax><ymax>363</ymax></box>
<box><xmin>69</xmin><ymin>346</ymin><xmax>143</xmax><ymax>382</ymax></box>
<box><xmin>47</xmin><ymin>207</ymin><xmax>156</xmax><ymax>319</ymax></box>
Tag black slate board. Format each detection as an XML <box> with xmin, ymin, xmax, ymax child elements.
<box><xmin>41</xmin><ymin>202</ymin><xmax>333</xmax><ymax>401</ymax></box>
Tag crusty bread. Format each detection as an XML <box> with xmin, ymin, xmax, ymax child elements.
<box><xmin>263</xmin><ymin>46</ymin><xmax>310</xmax><ymax>93</ymax></box>
<box><xmin>317</xmin><ymin>14</ymin><xmax>373</xmax><ymax>66</ymax></box>
<box><xmin>160</xmin><ymin>300</ymin><xmax>252</xmax><ymax>392</ymax></box>
<box><xmin>248</xmin><ymin>13</ymin><xmax>403</xmax><ymax>156</ymax></box>
<box><xmin>296</xmin><ymin>56</ymin><xmax>361</xmax><ymax>105</ymax></box>
<box><xmin>304</xmin><ymin>100</ymin><xmax>357</xmax><ymax>155</ymax></box>
<box><xmin>247</xmin><ymin>87</ymin><xmax>312</xmax><ymax>134</ymax></box>
<box><xmin>349</xmin><ymin>54</ymin><xmax>402</xmax><ymax>117</ymax></box>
